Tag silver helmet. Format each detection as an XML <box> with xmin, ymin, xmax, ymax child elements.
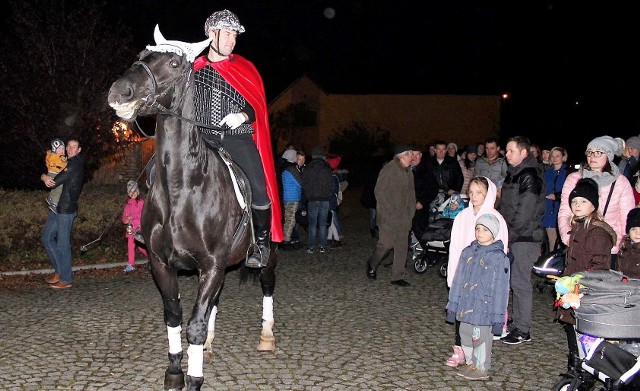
<box><xmin>204</xmin><ymin>9</ymin><xmax>245</xmax><ymax>36</ymax></box>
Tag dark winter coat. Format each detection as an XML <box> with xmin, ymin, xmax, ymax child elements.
<box><xmin>429</xmin><ymin>155</ymin><xmax>464</xmax><ymax>194</ymax></box>
<box><xmin>616</xmin><ymin>236</ymin><xmax>640</xmax><ymax>279</ymax></box>
<box><xmin>446</xmin><ymin>239</ymin><xmax>510</xmax><ymax>328</ymax></box>
<box><xmin>499</xmin><ymin>154</ymin><xmax>545</xmax><ymax>244</ymax></box>
<box><xmin>542</xmin><ymin>164</ymin><xmax>568</xmax><ymax>229</ymax></box>
<box><xmin>52</xmin><ymin>153</ymin><xmax>85</xmax><ymax>214</ymax></box>
<box><xmin>374</xmin><ymin>158</ymin><xmax>416</xmax><ymax>231</ymax></box>
<box><xmin>564</xmin><ymin>218</ymin><xmax>616</xmax><ymax>276</ymax></box>
<box><xmin>301</xmin><ymin>158</ymin><xmax>333</xmax><ymax>201</ymax></box>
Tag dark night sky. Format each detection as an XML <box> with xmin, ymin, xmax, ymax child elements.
<box><xmin>6</xmin><ymin>0</ymin><xmax>640</xmax><ymax>159</ymax></box>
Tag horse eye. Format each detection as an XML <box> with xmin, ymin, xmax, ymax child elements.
<box><xmin>170</xmin><ymin>60</ymin><xmax>180</xmax><ymax>68</ymax></box>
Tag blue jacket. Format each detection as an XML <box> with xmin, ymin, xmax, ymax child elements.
<box><xmin>542</xmin><ymin>164</ymin><xmax>568</xmax><ymax>228</ymax></box>
<box><xmin>446</xmin><ymin>240</ymin><xmax>510</xmax><ymax>327</ymax></box>
<box><xmin>282</xmin><ymin>166</ymin><xmax>302</xmax><ymax>202</ymax></box>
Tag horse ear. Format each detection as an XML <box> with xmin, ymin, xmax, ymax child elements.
<box><xmin>154</xmin><ymin>24</ymin><xmax>167</xmax><ymax>45</ymax></box>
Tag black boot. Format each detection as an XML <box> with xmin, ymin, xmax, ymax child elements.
<box><xmin>245</xmin><ymin>207</ymin><xmax>271</xmax><ymax>268</ymax></box>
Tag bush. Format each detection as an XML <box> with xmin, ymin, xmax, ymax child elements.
<box><xmin>0</xmin><ymin>184</ymin><xmax>129</xmax><ymax>271</ymax></box>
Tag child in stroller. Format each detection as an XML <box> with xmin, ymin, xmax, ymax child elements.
<box><xmin>410</xmin><ymin>192</ymin><xmax>467</xmax><ymax>274</ymax></box>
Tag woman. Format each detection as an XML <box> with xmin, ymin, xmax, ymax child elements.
<box><xmin>558</xmin><ymin>136</ymin><xmax>635</xmax><ymax>261</ymax></box>
<box><xmin>445</xmin><ymin>176</ymin><xmax>509</xmax><ymax>368</ymax></box>
<box><xmin>542</xmin><ymin>147</ymin><xmax>569</xmax><ymax>251</ymax></box>
<box><xmin>459</xmin><ymin>145</ymin><xmax>477</xmax><ymax>195</ymax></box>
<box><xmin>529</xmin><ymin>144</ymin><xmax>542</xmax><ymax>166</ymax></box>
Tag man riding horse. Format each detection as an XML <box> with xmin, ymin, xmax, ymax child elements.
<box><xmin>193</xmin><ymin>9</ymin><xmax>283</xmax><ymax>267</ymax></box>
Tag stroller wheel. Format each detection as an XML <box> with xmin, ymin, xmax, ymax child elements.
<box><xmin>413</xmin><ymin>256</ymin><xmax>429</xmax><ymax>274</ymax></box>
<box><xmin>551</xmin><ymin>375</ymin><xmax>593</xmax><ymax>391</ymax></box>
<box><xmin>439</xmin><ymin>260</ymin><xmax>447</xmax><ymax>278</ymax></box>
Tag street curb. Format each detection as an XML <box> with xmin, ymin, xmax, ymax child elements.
<box><xmin>0</xmin><ymin>259</ymin><xmax>149</xmax><ymax>276</ymax></box>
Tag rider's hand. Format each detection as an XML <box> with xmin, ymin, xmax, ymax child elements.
<box><xmin>219</xmin><ymin>113</ymin><xmax>246</xmax><ymax>130</ymax></box>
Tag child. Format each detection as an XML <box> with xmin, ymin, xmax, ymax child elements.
<box><xmin>446</xmin><ymin>213</ymin><xmax>510</xmax><ymax>380</ymax></box>
<box><xmin>616</xmin><ymin>207</ymin><xmax>640</xmax><ymax>278</ymax></box>
<box><xmin>441</xmin><ymin>192</ymin><xmax>465</xmax><ymax>219</ymax></box>
<box><xmin>558</xmin><ymin>178</ymin><xmax>616</xmax><ymax>367</ymax></box>
<box><xmin>121</xmin><ymin>180</ymin><xmax>147</xmax><ymax>272</ymax></box>
<box><xmin>45</xmin><ymin>138</ymin><xmax>67</xmax><ymax>212</ymax></box>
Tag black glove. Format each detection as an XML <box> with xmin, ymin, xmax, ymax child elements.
<box><xmin>491</xmin><ymin>323</ymin><xmax>504</xmax><ymax>336</ymax></box>
<box><xmin>446</xmin><ymin>310</ymin><xmax>456</xmax><ymax>324</ymax></box>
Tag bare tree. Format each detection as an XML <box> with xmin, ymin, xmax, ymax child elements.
<box><xmin>0</xmin><ymin>0</ymin><xmax>136</xmax><ymax>188</ymax></box>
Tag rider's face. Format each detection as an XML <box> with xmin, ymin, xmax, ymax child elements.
<box><xmin>209</xmin><ymin>29</ymin><xmax>237</xmax><ymax>56</ymax></box>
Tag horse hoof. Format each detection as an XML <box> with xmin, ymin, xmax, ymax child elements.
<box><xmin>164</xmin><ymin>371</ymin><xmax>185</xmax><ymax>390</ymax></box>
<box><xmin>203</xmin><ymin>350</ymin><xmax>213</xmax><ymax>364</ymax></box>
<box><xmin>257</xmin><ymin>337</ymin><xmax>275</xmax><ymax>351</ymax></box>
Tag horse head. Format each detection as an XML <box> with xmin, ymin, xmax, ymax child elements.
<box><xmin>107</xmin><ymin>25</ymin><xmax>210</xmax><ymax>120</ymax></box>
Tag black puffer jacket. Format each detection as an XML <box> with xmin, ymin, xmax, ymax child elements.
<box><xmin>301</xmin><ymin>158</ymin><xmax>333</xmax><ymax>201</ymax></box>
<box><xmin>52</xmin><ymin>153</ymin><xmax>85</xmax><ymax>214</ymax></box>
<box><xmin>498</xmin><ymin>154</ymin><xmax>545</xmax><ymax>244</ymax></box>
<box><xmin>429</xmin><ymin>155</ymin><xmax>463</xmax><ymax>194</ymax></box>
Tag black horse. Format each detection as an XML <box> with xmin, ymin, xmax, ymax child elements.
<box><xmin>107</xmin><ymin>27</ymin><xmax>277</xmax><ymax>391</ymax></box>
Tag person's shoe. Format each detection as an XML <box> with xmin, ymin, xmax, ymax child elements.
<box><xmin>49</xmin><ymin>281</ymin><xmax>72</xmax><ymax>289</ymax></box>
<box><xmin>457</xmin><ymin>364</ymin><xmax>489</xmax><ymax>380</ymax></box>
<box><xmin>493</xmin><ymin>327</ymin><xmax>509</xmax><ymax>341</ymax></box>
<box><xmin>306</xmin><ymin>247</ymin><xmax>315</xmax><ymax>254</ymax></box>
<box><xmin>501</xmin><ymin>327</ymin><xmax>531</xmax><ymax>345</ymax></box>
<box><xmin>290</xmin><ymin>240</ymin><xmax>302</xmax><ymax>249</ymax></box>
<box><xmin>134</xmin><ymin>232</ymin><xmax>145</xmax><ymax>244</ymax></box>
<box><xmin>391</xmin><ymin>279</ymin><xmax>411</xmax><ymax>287</ymax></box>
<box><xmin>45</xmin><ymin>273</ymin><xmax>60</xmax><ymax>284</ymax></box>
<box><xmin>124</xmin><ymin>265</ymin><xmax>136</xmax><ymax>272</ymax></box>
<box><xmin>366</xmin><ymin>262</ymin><xmax>377</xmax><ymax>280</ymax></box>
<box><xmin>319</xmin><ymin>246</ymin><xmax>326</xmax><ymax>253</ymax></box>
<box><xmin>445</xmin><ymin>345</ymin><xmax>465</xmax><ymax>367</ymax></box>
<box><xmin>245</xmin><ymin>207</ymin><xmax>271</xmax><ymax>268</ymax></box>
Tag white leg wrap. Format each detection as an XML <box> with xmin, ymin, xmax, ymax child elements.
<box><xmin>208</xmin><ymin>305</ymin><xmax>218</xmax><ymax>332</ymax></box>
<box><xmin>187</xmin><ymin>344</ymin><xmax>204</xmax><ymax>378</ymax></box>
<box><xmin>262</xmin><ymin>296</ymin><xmax>274</xmax><ymax>321</ymax></box>
<box><xmin>167</xmin><ymin>325</ymin><xmax>182</xmax><ymax>354</ymax></box>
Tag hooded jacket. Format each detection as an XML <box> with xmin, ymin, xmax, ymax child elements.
<box><xmin>447</xmin><ymin>178</ymin><xmax>509</xmax><ymax>287</ymax></box>
<box><xmin>564</xmin><ymin>218</ymin><xmax>616</xmax><ymax>275</ymax></box>
<box><xmin>446</xmin><ymin>239</ymin><xmax>510</xmax><ymax>328</ymax></box>
<box><xmin>617</xmin><ymin>236</ymin><xmax>640</xmax><ymax>279</ymax></box>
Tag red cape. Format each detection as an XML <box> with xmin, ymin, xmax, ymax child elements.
<box><xmin>194</xmin><ymin>55</ymin><xmax>283</xmax><ymax>242</ymax></box>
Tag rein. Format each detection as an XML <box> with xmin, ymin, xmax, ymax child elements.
<box><xmin>132</xmin><ymin>60</ymin><xmax>229</xmax><ymax>137</ymax></box>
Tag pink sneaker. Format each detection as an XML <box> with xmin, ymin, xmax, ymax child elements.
<box><xmin>445</xmin><ymin>345</ymin><xmax>465</xmax><ymax>367</ymax></box>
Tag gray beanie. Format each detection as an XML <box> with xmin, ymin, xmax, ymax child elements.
<box><xmin>626</xmin><ymin>136</ymin><xmax>640</xmax><ymax>151</ymax></box>
<box><xmin>586</xmin><ymin>136</ymin><xmax>621</xmax><ymax>162</ymax></box>
<box><xmin>476</xmin><ymin>213</ymin><xmax>500</xmax><ymax>239</ymax></box>
<box><xmin>127</xmin><ymin>180</ymin><xmax>139</xmax><ymax>195</ymax></box>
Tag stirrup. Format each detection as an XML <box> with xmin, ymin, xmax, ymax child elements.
<box><xmin>245</xmin><ymin>245</ymin><xmax>269</xmax><ymax>268</ymax></box>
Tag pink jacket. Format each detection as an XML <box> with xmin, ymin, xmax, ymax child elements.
<box><xmin>447</xmin><ymin>178</ymin><xmax>509</xmax><ymax>287</ymax></box>
<box><xmin>558</xmin><ymin>171</ymin><xmax>634</xmax><ymax>253</ymax></box>
<box><xmin>122</xmin><ymin>198</ymin><xmax>145</xmax><ymax>234</ymax></box>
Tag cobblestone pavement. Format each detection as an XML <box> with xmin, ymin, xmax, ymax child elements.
<box><xmin>0</xmin><ymin>203</ymin><xmax>567</xmax><ymax>390</ymax></box>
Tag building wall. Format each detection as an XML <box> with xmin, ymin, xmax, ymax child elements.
<box><xmin>269</xmin><ymin>75</ymin><xmax>501</xmax><ymax>152</ymax></box>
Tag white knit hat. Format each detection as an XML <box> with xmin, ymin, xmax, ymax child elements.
<box><xmin>476</xmin><ymin>213</ymin><xmax>500</xmax><ymax>239</ymax></box>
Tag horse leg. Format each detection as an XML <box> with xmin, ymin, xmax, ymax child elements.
<box><xmin>203</xmin><ymin>299</ymin><xmax>219</xmax><ymax>364</ymax></box>
<box><xmin>258</xmin><ymin>245</ymin><xmax>277</xmax><ymax>351</ymax></box>
<box><xmin>185</xmin><ymin>265</ymin><xmax>224</xmax><ymax>391</ymax></box>
<box><xmin>150</xmin><ymin>263</ymin><xmax>185</xmax><ymax>391</ymax></box>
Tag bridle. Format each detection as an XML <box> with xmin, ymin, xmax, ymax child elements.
<box><xmin>131</xmin><ymin>57</ymin><xmax>226</xmax><ymax>137</ymax></box>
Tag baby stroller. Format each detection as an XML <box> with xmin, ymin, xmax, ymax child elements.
<box><xmin>410</xmin><ymin>193</ymin><xmax>468</xmax><ymax>276</ymax></box>
<box><xmin>552</xmin><ymin>270</ymin><xmax>640</xmax><ymax>391</ymax></box>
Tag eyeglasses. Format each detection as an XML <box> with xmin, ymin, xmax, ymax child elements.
<box><xmin>585</xmin><ymin>150</ymin><xmax>605</xmax><ymax>158</ymax></box>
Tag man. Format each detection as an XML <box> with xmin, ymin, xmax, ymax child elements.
<box><xmin>193</xmin><ymin>9</ymin><xmax>283</xmax><ymax>268</ymax></box>
<box><xmin>498</xmin><ymin>136</ymin><xmax>545</xmax><ymax>344</ymax></box>
<box><xmin>366</xmin><ymin>145</ymin><xmax>416</xmax><ymax>287</ymax></box>
<box><xmin>618</xmin><ymin>136</ymin><xmax>640</xmax><ymax>182</ymax></box>
<box><xmin>411</xmin><ymin>148</ymin><xmax>438</xmax><ymax>249</ymax></box>
<box><xmin>429</xmin><ymin>141</ymin><xmax>463</xmax><ymax>197</ymax></box>
<box><xmin>40</xmin><ymin>137</ymin><xmax>85</xmax><ymax>289</ymax></box>
<box><xmin>301</xmin><ymin>146</ymin><xmax>333</xmax><ymax>253</ymax></box>
<box><xmin>475</xmin><ymin>137</ymin><xmax>508</xmax><ymax>199</ymax></box>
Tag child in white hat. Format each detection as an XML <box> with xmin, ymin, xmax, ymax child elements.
<box><xmin>446</xmin><ymin>213</ymin><xmax>510</xmax><ymax>381</ymax></box>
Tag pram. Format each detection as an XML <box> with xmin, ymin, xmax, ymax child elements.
<box><xmin>410</xmin><ymin>194</ymin><xmax>468</xmax><ymax>276</ymax></box>
<box><xmin>552</xmin><ymin>270</ymin><xmax>640</xmax><ymax>391</ymax></box>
